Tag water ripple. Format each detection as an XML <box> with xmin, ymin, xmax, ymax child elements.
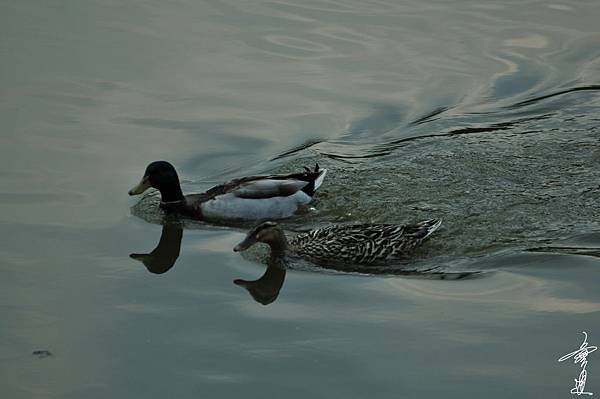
<box><xmin>508</xmin><ymin>84</ymin><xmax>600</xmax><ymax>108</ymax></box>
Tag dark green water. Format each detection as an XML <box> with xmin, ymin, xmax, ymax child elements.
<box><xmin>2</xmin><ymin>1</ymin><xmax>600</xmax><ymax>397</ymax></box>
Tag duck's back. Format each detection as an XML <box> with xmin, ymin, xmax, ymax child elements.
<box><xmin>195</xmin><ymin>167</ymin><xmax>327</xmax><ymax>221</ymax></box>
<box><xmin>290</xmin><ymin>221</ymin><xmax>440</xmax><ymax>265</ymax></box>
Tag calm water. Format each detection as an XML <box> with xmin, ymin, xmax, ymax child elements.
<box><xmin>2</xmin><ymin>0</ymin><xmax>600</xmax><ymax>397</ymax></box>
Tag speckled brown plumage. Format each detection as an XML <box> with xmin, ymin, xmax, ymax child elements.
<box><xmin>235</xmin><ymin>219</ymin><xmax>442</xmax><ymax>266</ymax></box>
<box><xmin>289</xmin><ymin>220</ymin><xmax>442</xmax><ymax>265</ymax></box>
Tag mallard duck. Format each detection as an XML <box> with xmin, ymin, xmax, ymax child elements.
<box><xmin>129</xmin><ymin>161</ymin><xmax>327</xmax><ymax>221</ymax></box>
<box><xmin>234</xmin><ymin>219</ymin><xmax>442</xmax><ymax>265</ymax></box>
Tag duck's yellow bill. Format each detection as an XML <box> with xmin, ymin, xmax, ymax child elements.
<box><xmin>128</xmin><ymin>177</ymin><xmax>151</xmax><ymax>196</ymax></box>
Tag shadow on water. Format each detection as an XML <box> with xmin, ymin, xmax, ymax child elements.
<box><xmin>234</xmin><ymin>256</ymin><xmax>287</xmax><ymax>306</ymax></box>
<box><xmin>130</xmin><ymin>223</ymin><xmax>183</xmax><ymax>275</ymax></box>
<box><xmin>234</xmin><ymin>254</ymin><xmax>484</xmax><ymax>305</ymax></box>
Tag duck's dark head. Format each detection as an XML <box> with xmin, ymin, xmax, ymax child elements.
<box><xmin>129</xmin><ymin>161</ymin><xmax>184</xmax><ymax>202</ymax></box>
<box><xmin>234</xmin><ymin>221</ymin><xmax>287</xmax><ymax>253</ymax></box>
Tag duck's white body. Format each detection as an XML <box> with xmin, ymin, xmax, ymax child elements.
<box><xmin>201</xmin><ymin>190</ymin><xmax>312</xmax><ymax>220</ymax></box>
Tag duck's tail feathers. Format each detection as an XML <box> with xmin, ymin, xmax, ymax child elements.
<box><xmin>421</xmin><ymin>218</ymin><xmax>442</xmax><ymax>239</ymax></box>
<box><xmin>299</xmin><ymin>163</ymin><xmax>327</xmax><ymax>197</ymax></box>
<box><xmin>313</xmin><ymin>167</ymin><xmax>327</xmax><ymax>192</ymax></box>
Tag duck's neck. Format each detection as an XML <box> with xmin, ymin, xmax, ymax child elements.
<box><xmin>158</xmin><ymin>182</ymin><xmax>184</xmax><ymax>203</ymax></box>
<box><xmin>267</xmin><ymin>230</ymin><xmax>289</xmax><ymax>257</ymax></box>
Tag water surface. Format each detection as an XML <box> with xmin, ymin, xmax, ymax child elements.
<box><xmin>2</xmin><ymin>0</ymin><xmax>600</xmax><ymax>398</ymax></box>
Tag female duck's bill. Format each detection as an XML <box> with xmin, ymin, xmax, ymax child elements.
<box><xmin>234</xmin><ymin>221</ymin><xmax>279</xmax><ymax>252</ymax></box>
<box><xmin>233</xmin><ymin>235</ymin><xmax>255</xmax><ymax>252</ymax></box>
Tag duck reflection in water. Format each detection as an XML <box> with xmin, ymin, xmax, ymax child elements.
<box><xmin>130</xmin><ymin>223</ymin><xmax>183</xmax><ymax>274</ymax></box>
<box><xmin>129</xmin><ymin>222</ymin><xmax>287</xmax><ymax>305</ymax></box>
<box><xmin>234</xmin><ymin>257</ymin><xmax>287</xmax><ymax>305</ymax></box>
